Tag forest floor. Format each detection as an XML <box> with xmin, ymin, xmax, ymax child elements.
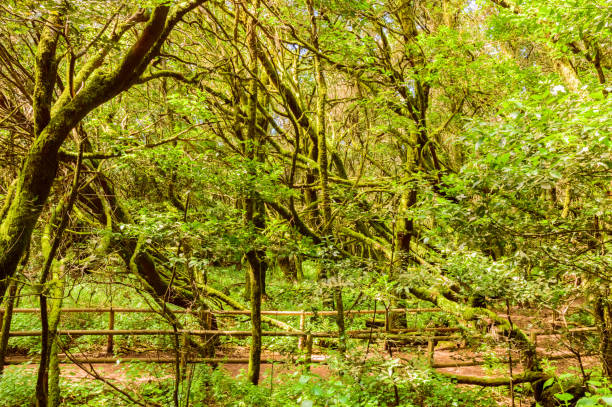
<box><xmin>3</xmin><ymin>305</ymin><xmax>598</xmax><ymax>406</ymax></box>
<box><xmin>5</xmin><ymin>337</ymin><xmax>598</xmax><ymax>383</ymax></box>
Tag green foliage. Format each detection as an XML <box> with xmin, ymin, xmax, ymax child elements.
<box><xmin>0</xmin><ymin>365</ymin><xmax>36</xmax><ymax>406</ymax></box>
<box><xmin>0</xmin><ymin>0</ymin><xmax>609</xmax><ymax>405</ymax></box>
<box><xmin>576</xmin><ymin>376</ymin><xmax>612</xmax><ymax>406</ymax></box>
<box><xmin>0</xmin><ymin>366</ymin><xmax>124</xmax><ymax>406</ymax></box>
<box><xmin>183</xmin><ymin>362</ymin><xmax>499</xmax><ymax>407</ymax></box>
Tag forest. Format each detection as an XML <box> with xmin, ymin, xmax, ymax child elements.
<box><xmin>0</xmin><ymin>0</ymin><xmax>610</xmax><ymax>406</ymax></box>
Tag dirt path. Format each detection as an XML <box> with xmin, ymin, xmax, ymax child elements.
<box><xmin>4</xmin><ymin>344</ymin><xmax>597</xmax><ymax>385</ymax></box>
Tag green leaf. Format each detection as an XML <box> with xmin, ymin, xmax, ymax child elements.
<box><xmin>586</xmin><ymin>380</ymin><xmax>601</xmax><ymax>386</ymax></box>
<box><xmin>543</xmin><ymin>377</ymin><xmax>555</xmax><ymax>389</ymax></box>
<box><xmin>555</xmin><ymin>392</ymin><xmax>574</xmax><ymax>402</ymax></box>
<box><xmin>301</xmin><ymin>400</ymin><xmax>314</xmax><ymax>407</ymax></box>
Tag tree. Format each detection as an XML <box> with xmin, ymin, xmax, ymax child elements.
<box><xmin>0</xmin><ymin>1</ymin><xmax>207</xmax><ymax>299</ymax></box>
<box><xmin>0</xmin><ymin>0</ymin><xmax>609</xmax><ymax>402</ymax></box>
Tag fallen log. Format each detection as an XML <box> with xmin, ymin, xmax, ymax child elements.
<box><xmin>437</xmin><ymin>371</ymin><xmax>548</xmax><ymax>386</ymax></box>
<box><xmin>408</xmin><ymin>286</ymin><xmax>540</xmax><ymax>370</ymax></box>
<box><xmin>432</xmin><ymin>352</ymin><xmax>596</xmax><ymax>368</ymax></box>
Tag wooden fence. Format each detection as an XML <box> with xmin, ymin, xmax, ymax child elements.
<box><xmin>1</xmin><ymin>307</ymin><xmax>597</xmax><ymax>367</ymax></box>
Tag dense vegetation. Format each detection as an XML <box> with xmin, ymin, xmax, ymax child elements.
<box><xmin>0</xmin><ymin>0</ymin><xmax>610</xmax><ymax>406</ymax></box>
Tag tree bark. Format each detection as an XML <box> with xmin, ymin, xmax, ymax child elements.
<box><xmin>594</xmin><ymin>290</ymin><xmax>612</xmax><ymax>378</ymax></box>
<box><xmin>0</xmin><ymin>279</ymin><xmax>18</xmax><ymax>376</ymax></box>
<box><xmin>48</xmin><ymin>271</ymin><xmax>65</xmax><ymax>407</ymax></box>
<box><xmin>36</xmin><ymin>146</ymin><xmax>82</xmax><ymax>407</ymax></box>
<box><xmin>307</xmin><ymin>0</ymin><xmax>346</xmax><ymax>353</ymax></box>
<box><xmin>0</xmin><ymin>1</ymin><xmax>206</xmax><ymax>299</ymax></box>
<box><xmin>245</xmin><ymin>0</ymin><xmax>262</xmax><ymax>384</ymax></box>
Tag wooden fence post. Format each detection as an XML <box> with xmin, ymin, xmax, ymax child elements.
<box><xmin>298</xmin><ymin>312</ymin><xmax>305</xmax><ymax>350</ymax></box>
<box><xmin>427</xmin><ymin>338</ymin><xmax>435</xmax><ymax>366</ymax></box>
<box><xmin>305</xmin><ymin>334</ymin><xmax>313</xmax><ymax>369</ymax></box>
<box><xmin>384</xmin><ymin>309</ymin><xmax>389</xmax><ymax>332</ymax></box>
<box><xmin>384</xmin><ymin>309</ymin><xmax>390</xmax><ymax>350</ymax></box>
<box><xmin>180</xmin><ymin>331</ymin><xmax>189</xmax><ymax>380</ymax></box>
<box><xmin>206</xmin><ymin>311</ymin><xmax>213</xmax><ymax>331</ymax></box>
<box><xmin>205</xmin><ymin>310</ymin><xmax>213</xmax><ymax>353</ymax></box>
<box><xmin>106</xmin><ymin>309</ymin><xmax>114</xmax><ymax>355</ymax></box>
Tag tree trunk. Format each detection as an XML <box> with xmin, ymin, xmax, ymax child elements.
<box><xmin>48</xmin><ymin>270</ymin><xmax>66</xmax><ymax>407</ymax></box>
<box><xmin>0</xmin><ymin>10</ymin><xmax>63</xmax><ymax>298</ymax></box>
<box><xmin>278</xmin><ymin>255</ymin><xmax>299</xmax><ymax>282</ymax></box>
<box><xmin>246</xmin><ymin>252</ymin><xmax>263</xmax><ymax>384</ymax></box>
<box><xmin>244</xmin><ymin>0</ymin><xmax>263</xmax><ymax>385</ymax></box>
<box><xmin>0</xmin><ymin>2</ymin><xmax>205</xmax><ymax>299</ymax></box>
<box><xmin>36</xmin><ymin>147</ymin><xmax>82</xmax><ymax>407</ymax></box>
<box><xmin>0</xmin><ymin>279</ymin><xmax>18</xmax><ymax>376</ymax></box>
<box><xmin>594</xmin><ymin>290</ymin><xmax>612</xmax><ymax>378</ymax></box>
<box><xmin>308</xmin><ymin>0</ymin><xmax>345</xmax><ymax>353</ymax></box>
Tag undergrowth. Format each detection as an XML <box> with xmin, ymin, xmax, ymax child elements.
<box><xmin>0</xmin><ymin>360</ymin><xmax>502</xmax><ymax>407</ymax></box>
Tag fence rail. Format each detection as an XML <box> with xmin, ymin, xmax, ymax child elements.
<box><xmin>6</xmin><ymin>307</ymin><xmax>441</xmax><ymax>316</ymax></box>
<box><xmin>4</xmin><ymin>352</ymin><xmax>596</xmax><ymax>367</ymax></box>
<box><xmin>1</xmin><ymin>307</ymin><xmax>597</xmax><ymax>367</ymax></box>
<box><xmin>8</xmin><ymin>329</ymin><xmax>458</xmax><ymax>340</ymax></box>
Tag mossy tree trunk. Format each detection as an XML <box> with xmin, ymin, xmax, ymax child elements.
<box><xmin>384</xmin><ymin>1</ymin><xmax>427</xmax><ymax>330</ymax></box>
<box><xmin>307</xmin><ymin>0</ymin><xmax>346</xmax><ymax>353</ymax></box>
<box><xmin>74</xmin><ymin>168</ymin><xmax>226</xmax><ymax>353</ymax></box>
<box><xmin>0</xmin><ymin>278</ymin><xmax>19</xmax><ymax>376</ymax></box>
<box><xmin>244</xmin><ymin>0</ymin><xmax>263</xmax><ymax>385</ymax></box>
<box><xmin>47</xmin><ymin>269</ymin><xmax>66</xmax><ymax>407</ymax></box>
<box><xmin>36</xmin><ymin>146</ymin><xmax>82</xmax><ymax>407</ymax></box>
<box><xmin>594</xmin><ymin>290</ymin><xmax>612</xmax><ymax>378</ymax></box>
<box><xmin>0</xmin><ymin>1</ymin><xmax>206</xmax><ymax>299</ymax></box>
<box><xmin>0</xmin><ymin>11</ymin><xmax>62</xmax><ymax>298</ymax></box>
<box><xmin>278</xmin><ymin>255</ymin><xmax>301</xmax><ymax>283</ymax></box>
<box><xmin>389</xmin><ymin>133</ymin><xmax>418</xmax><ymax>330</ymax></box>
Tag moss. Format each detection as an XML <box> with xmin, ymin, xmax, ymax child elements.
<box><xmin>47</xmin><ymin>265</ymin><xmax>65</xmax><ymax>407</ymax></box>
<box><xmin>0</xmin><ymin>180</ymin><xmax>15</xmax><ymax>222</ymax></box>
<box><xmin>0</xmin><ymin>279</ymin><xmax>18</xmax><ymax>376</ymax></box>
<box><xmin>409</xmin><ymin>285</ymin><xmax>539</xmax><ymax>370</ymax></box>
